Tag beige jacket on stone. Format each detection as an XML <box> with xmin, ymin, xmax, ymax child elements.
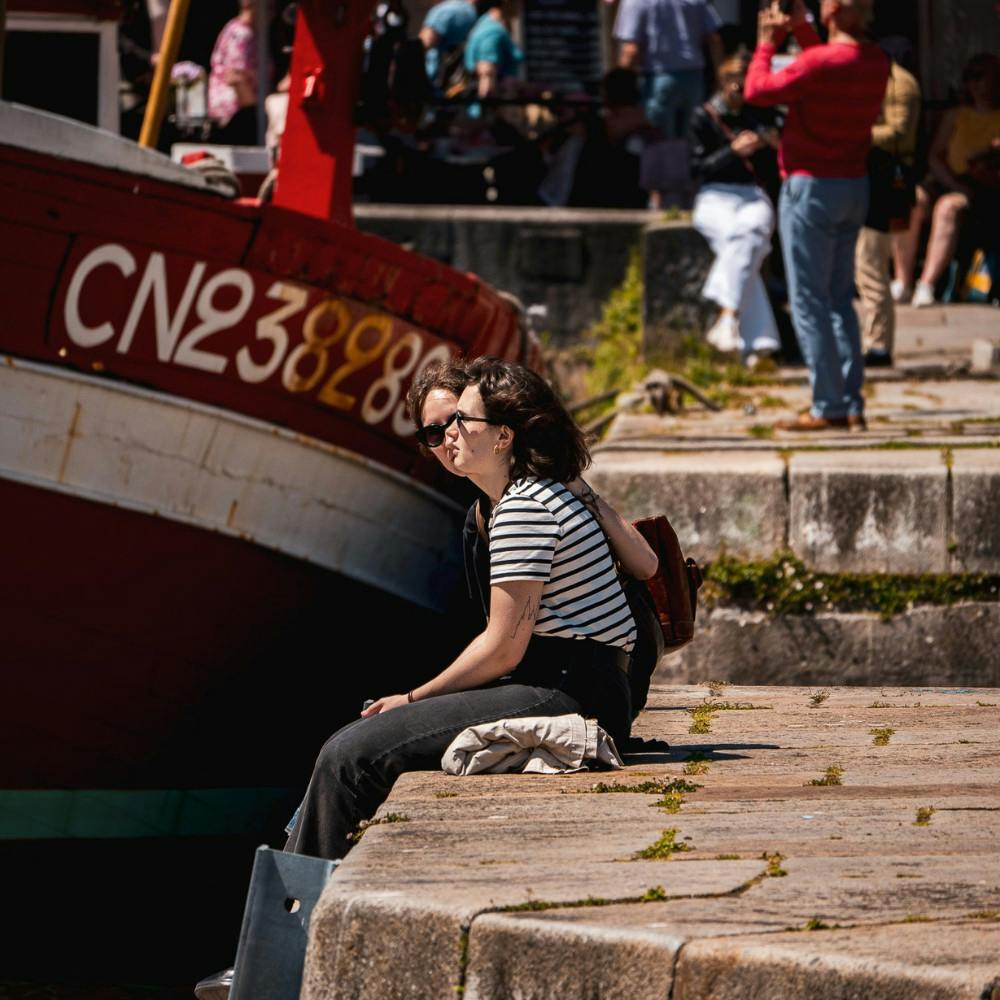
<box><xmin>442</xmin><ymin>714</ymin><xmax>624</xmax><ymax>776</ymax></box>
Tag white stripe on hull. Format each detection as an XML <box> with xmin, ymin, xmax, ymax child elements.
<box><xmin>0</xmin><ymin>357</ymin><xmax>463</xmax><ymax>611</ymax></box>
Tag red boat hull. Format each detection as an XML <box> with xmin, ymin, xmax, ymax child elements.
<box><xmin>0</xmin><ymin>107</ymin><xmax>518</xmax><ymax>832</ymax></box>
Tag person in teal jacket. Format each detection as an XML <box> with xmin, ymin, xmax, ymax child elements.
<box><xmin>464</xmin><ymin>0</ymin><xmax>522</xmax><ymax>113</ymax></box>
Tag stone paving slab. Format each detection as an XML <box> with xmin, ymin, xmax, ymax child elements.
<box><xmin>301</xmin><ymin>685</ymin><xmax>1000</xmax><ymax>1000</ymax></box>
<box><xmin>672</xmin><ymin>921</ymin><xmax>1000</xmax><ymax>1000</ymax></box>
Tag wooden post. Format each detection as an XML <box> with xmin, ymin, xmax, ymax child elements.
<box><xmin>138</xmin><ymin>0</ymin><xmax>192</xmax><ymax>148</ymax></box>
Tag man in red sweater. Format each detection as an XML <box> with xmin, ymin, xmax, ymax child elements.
<box><xmin>745</xmin><ymin>0</ymin><xmax>888</xmax><ymax>430</ymax></box>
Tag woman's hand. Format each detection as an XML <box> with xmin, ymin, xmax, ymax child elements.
<box><xmin>361</xmin><ymin>693</ymin><xmax>411</xmax><ymax>717</ymax></box>
<box><xmin>757</xmin><ymin>3</ymin><xmax>790</xmax><ymax>47</ymax></box>
<box><xmin>566</xmin><ymin>478</ymin><xmax>657</xmax><ymax>580</ymax></box>
<box><xmin>731</xmin><ymin>130</ymin><xmax>765</xmax><ymax>156</ymax></box>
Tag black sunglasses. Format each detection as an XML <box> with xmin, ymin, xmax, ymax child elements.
<box><xmin>415</xmin><ymin>410</ymin><xmax>494</xmax><ymax>448</ymax></box>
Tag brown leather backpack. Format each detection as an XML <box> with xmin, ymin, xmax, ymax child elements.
<box><xmin>633</xmin><ymin>516</ymin><xmax>703</xmax><ymax>649</ymax></box>
<box><xmin>620</xmin><ymin>516</ymin><xmax>702</xmax><ymax>722</ymax></box>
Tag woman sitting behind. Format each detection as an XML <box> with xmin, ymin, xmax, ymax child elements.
<box><xmin>688</xmin><ymin>55</ymin><xmax>781</xmax><ymax>363</ymax></box>
<box><xmin>284</xmin><ymin>358</ymin><xmax>638</xmax><ymax>861</ymax></box>
<box><xmin>893</xmin><ymin>53</ymin><xmax>1000</xmax><ymax>307</ymax></box>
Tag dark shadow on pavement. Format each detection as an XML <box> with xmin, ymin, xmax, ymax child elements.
<box><xmin>623</xmin><ymin>743</ymin><xmax>780</xmax><ymax>765</ymax></box>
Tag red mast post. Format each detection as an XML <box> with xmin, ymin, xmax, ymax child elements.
<box><xmin>273</xmin><ymin>0</ymin><xmax>371</xmax><ymax>226</ymax></box>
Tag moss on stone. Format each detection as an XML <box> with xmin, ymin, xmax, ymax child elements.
<box><xmin>633</xmin><ymin>828</ymin><xmax>693</xmax><ymax>860</ymax></box>
<box><xmin>702</xmin><ymin>552</ymin><xmax>1000</xmax><ymax>619</ymax></box>
<box><xmin>587</xmin><ymin>778</ymin><xmax>699</xmax><ymax>795</ymax></box>
<box><xmin>348</xmin><ymin>811</ymin><xmax>410</xmax><ymax>843</ymax></box>
<box><xmin>808</xmin><ymin>765</ymin><xmax>844</xmax><ymax>787</ymax></box>
<box><xmin>764</xmin><ymin>852</ymin><xmax>788</xmax><ymax>877</ymax></box>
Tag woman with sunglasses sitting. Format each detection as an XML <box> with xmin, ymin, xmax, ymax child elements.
<box><xmin>284</xmin><ymin>357</ymin><xmax>650</xmax><ymax>861</ymax></box>
<box><xmin>409</xmin><ymin>360</ymin><xmax>658</xmax><ymax>633</ymax></box>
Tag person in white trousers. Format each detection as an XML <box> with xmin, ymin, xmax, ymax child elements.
<box><xmin>688</xmin><ymin>56</ymin><xmax>782</xmax><ymax>363</ymax></box>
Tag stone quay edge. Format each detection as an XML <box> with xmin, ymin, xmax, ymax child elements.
<box><xmin>300</xmin><ymin>684</ymin><xmax>1000</xmax><ymax>1000</ymax></box>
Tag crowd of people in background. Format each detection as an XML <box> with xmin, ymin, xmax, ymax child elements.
<box><xmin>115</xmin><ymin>0</ymin><xmax>1000</xmax><ymax>413</ymax></box>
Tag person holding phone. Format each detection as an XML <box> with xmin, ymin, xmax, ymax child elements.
<box><xmin>688</xmin><ymin>54</ymin><xmax>782</xmax><ymax>361</ymax></box>
<box><xmin>745</xmin><ymin>0</ymin><xmax>888</xmax><ymax>431</ymax></box>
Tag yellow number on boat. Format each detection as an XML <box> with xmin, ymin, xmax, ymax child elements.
<box><xmin>361</xmin><ymin>331</ymin><xmax>422</xmax><ymax>425</ymax></box>
<box><xmin>317</xmin><ymin>314</ymin><xmax>393</xmax><ymax>410</ymax></box>
<box><xmin>282</xmin><ymin>298</ymin><xmax>351</xmax><ymax>394</ymax></box>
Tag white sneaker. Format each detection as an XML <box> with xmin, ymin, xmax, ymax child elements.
<box><xmin>706</xmin><ymin>313</ymin><xmax>743</xmax><ymax>353</ymax></box>
<box><xmin>890</xmin><ymin>279</ymin><xmax>912</xmax><ymax>303</ymax></box>
<box><xmin>911</xmin><ymin>282</ymin><xmax>936</xmax><ymax>308</ymax></box>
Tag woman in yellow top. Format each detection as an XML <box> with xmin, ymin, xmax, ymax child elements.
<box><xmin>894</xmin><ymin>53</ymin><xmax>1000</xmax><ymax>307</ymax></box>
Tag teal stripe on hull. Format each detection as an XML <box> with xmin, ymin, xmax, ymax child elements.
<box><xmin>0</xmin><ymin>787</ymin><xmax>293</xmax><ymax>839</ymax></box>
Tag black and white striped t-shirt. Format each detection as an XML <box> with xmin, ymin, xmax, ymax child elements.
<box><xmin>488</xmin><ymin>478</ymin><xmax>637</xmax><ymax>652</ymax></box>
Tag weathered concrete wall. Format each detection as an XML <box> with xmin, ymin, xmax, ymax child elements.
<box><xmin>589</xmin><ymin>447</ymin><xmax>1000</xmax><ymax>574</ymax></box>
<box><xmin>951</xmin><ymin>449</ymin><xmax>1000</xmax><ymax>573</ymax></box>
<box><xmin>355</xmin><ymin>207</ymin><xmax>724</xmax><ymax>351</ymax></box>
<box><xmin>788</xmin><ymin>451</ymin><xmax>950</xmax><ymax>574</ymax></box>
<box><xmin>354</xmin><ymin>206</ymin><xmax>652</xmax><ymax>343</ymax></box>
<box><xmin>661</xmin><ymin>602</ymin><xmax>1000</xmax><ymax>688</ymax></box>
<box><xmin>587</xmin><ymin>451</ymin><xmax>788</xmax><ymax>564</ymax></box>
<box><xmin>641</xmin><ymin>222</ymin><xmax>715</xmax><ymax>356</ymax></box>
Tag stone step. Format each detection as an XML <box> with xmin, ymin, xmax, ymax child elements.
<box><xmin>300</xmin><ymin>685</ymin><xmax>1000</xmax><ymax>1000</ymax></box>
<box><xmin>588</xmin><ymin>446</ymin><xmax>1000</xmax><ymax>574</ymax></box>
<box><xmin>660</xmin><ymin>603</ymin><xmax>1000</xmax><ymax>688</ymax></box>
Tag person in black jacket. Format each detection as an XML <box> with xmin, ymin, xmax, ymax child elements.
<box><xmin>689</xmin><ymin>55</ymin><xmax>782</xmax><ymax>363</ymax></box>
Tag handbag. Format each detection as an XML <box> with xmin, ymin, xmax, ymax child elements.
<box><xmin>632</xmin><ymin>516</ymin><xmax>702</xmax><ymax>651</ymax></box>
<box><xmin>619</xmin><ymin>516</ymin><xmax>703</xmax><ymax>720</ymax></box>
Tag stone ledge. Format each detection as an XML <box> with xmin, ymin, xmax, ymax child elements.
<box><xmin>588</xmin><ymin>450</ymin><xmax>788</xmax><ymax>564</ymax></box>
<box><xmin>301</xmin><ymin>892</ymin><xmax>469</xmax><ymax>1000</ymax></box>
<box><xmin>951</xmin><ymin>449</ymin><xmax>1000</xmax><ymax>573</ymax></box>
<box><xmin>673</xmin><ymin>922</ymin><xmax>1000</xmax><ymax>1000</ymax></box>
<box><xmin>588</xmin><ymin>447</ymin><xmax>1000</xmax><ymax>573</ymax></box>
<box><xmin>660</xmin><ymin>603</ymin><xmax>1000</xmax><ymax>687</ymax></box>
<box><xmin>300</xmin><ymin>686</ymin><xmax>1000</xmax><ymax>1000</ymax></box>
<box><xmin>465</xmin><ymin>913</ymin><xmax>679</xmax><ymax>1000</ymax></box>
<box><xmin>789</xmin><ymin>450</ymin><xmax>949</xmax><ymax>573</ymax></box>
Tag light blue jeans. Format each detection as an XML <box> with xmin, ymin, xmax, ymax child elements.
<box><xmin>778</xmin><ymin>175</ymin><xmax>869</xmax><ymax>419</ymax></box>
<box><xmin>643</xmin><ymin>69</ymin><xmax>704</xmax><ymax>139</ymax></box>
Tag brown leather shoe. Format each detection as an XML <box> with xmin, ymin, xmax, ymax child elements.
<box><xmin>847</xmin><ymin>413</ymin><xmax>867</xmax><ymax>432</ymax></box>
<box><xmin>774</xmin><ymin>412</ymin><xmax>848</xmax><ymax>432</ymax></box>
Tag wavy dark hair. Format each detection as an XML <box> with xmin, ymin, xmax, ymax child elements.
<box><xmin>465</xmin><ymin>357</ymin><xmax>590</xmax><ymax>484</ymax></box>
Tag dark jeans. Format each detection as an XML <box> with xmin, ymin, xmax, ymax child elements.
<box><xmin>284</xmin><ymin>637</ymin><xmax>631</xmax><ymax>860</ymax></box>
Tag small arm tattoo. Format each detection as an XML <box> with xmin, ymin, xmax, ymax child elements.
<box><xmin>510</xmin><ymin>595</ymin><xmax>539</xmax><ymax>638</ymax></box>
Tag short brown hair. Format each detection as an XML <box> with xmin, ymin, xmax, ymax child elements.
<box><xmin>718</xmin><ymin>55</ymin><xmax>747</xmax><ymax>82</ymax></box>
<box><xmin>405</xmin><ymin>359</ymin><xmax>470</xmax><ymax>429</ymax></box>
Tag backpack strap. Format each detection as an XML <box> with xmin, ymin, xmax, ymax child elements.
<box><xmin>702</xmin><ymin>100</ymin><xmax>760</xmax><ymax>186</ymax></box>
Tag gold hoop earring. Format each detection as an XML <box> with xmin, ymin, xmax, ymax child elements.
<box><xmin>493</xmin><ymin>443</ymin><xmax>501</xmax><ymax>455</ymax></box>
